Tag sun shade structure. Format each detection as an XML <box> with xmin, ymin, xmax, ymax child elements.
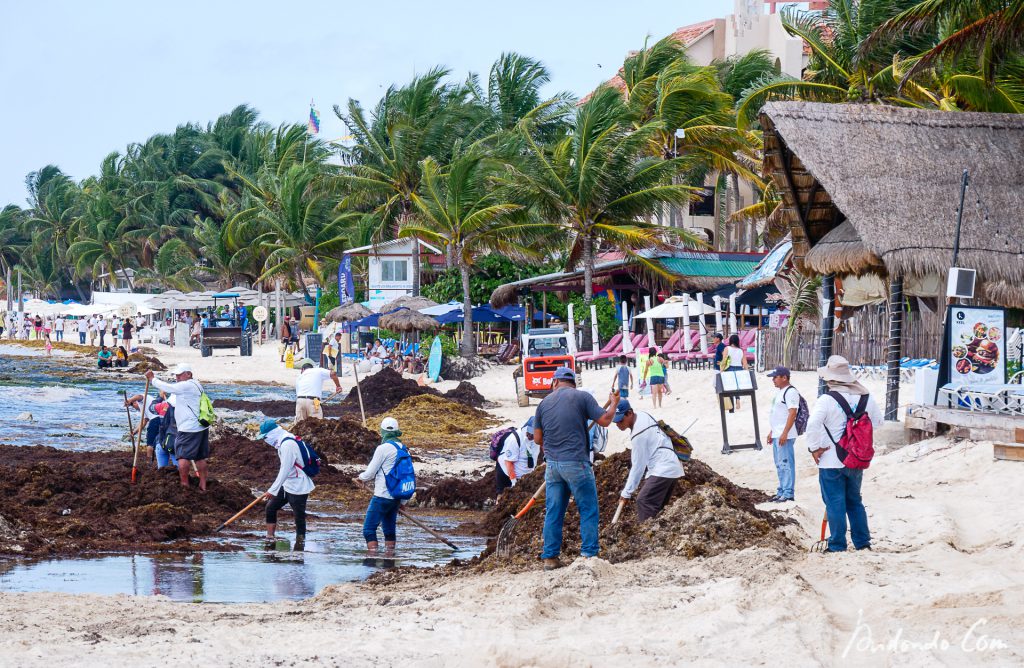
<box><xmin>378</xmin><ymin>308</ymin><xmax>441</xmax><ymax>332</ymax></box>
<box><xmin>635</xmin><ymin>296</ymin><xmax>716</xmax><ymax>319</ymax></box>
<box><xmin>760</xmin><ymin>102</ymin><xmax>1024</xmax><ymax>305</ymax></box>
<box><xmin>379</xmin><ymin>295</ymin><xmax>438</xmax><ymax>313</ymax></box>
<box><xmin>737</xmin><ymin>239</ymin><xmax>793</xmax><ymax>289</ymax></box>
<box><xmin>325</xmin><ymin>302</ymin><xmax>372</xmax><ymax>323</ymax></box>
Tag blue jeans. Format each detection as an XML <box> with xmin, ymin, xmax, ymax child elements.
<box><xmin>79</xmin><ymin>332</ymin><xmax>86</xmax><ymax>344</ymax></box>
<box><xmin>362</xmin><ymin>496</ymin><xmax>400</xmax><ymax>543</ymax></box>
<box><xmin>542</xmin><ymin>460</ymin><xmax>600</xmax><ymax>559</ymax></box>
<box><xmin>818</xmin><ymin>468</ymin><xmax>870</xmax><ymax>551</ymax></box>
<box><xmin>772</xmin><ymin>438</ymin><xmax>795</xmax><ymax>499</ymax></box>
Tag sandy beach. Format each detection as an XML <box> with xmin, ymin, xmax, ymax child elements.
<box><xmin>0</xmin><ymin>339</ymin><xmax>1021</xmax><ymax>666</ymax></box>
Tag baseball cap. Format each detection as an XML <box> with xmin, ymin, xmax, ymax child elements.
<box><xmin>612</xmin><ymin>399</ymin><xmax>632</xmax><ymax>423</ymax></box>
<box><xmin>552</xmin><ymin>367</ymin><xmax>577</xmax><ymax>383</ymax></box>
<box><xmin>381</xmin><ymin>416</ymin><xmax>400</xmax><ymax>432</ymax></box>
<box><xmin>297</xmin><ymin>358</ymin><xmax>315</xmax><ymax>369</ymax></box>
<box><xmin>523</xmin><ymin>416</ymin><xmax>535</xmax><ymax>436</ymax></box>
<box><xmin>172</xmin><ymin>363</ymin><xmax>192</xmax><ymax>375</ymax></box>
<box><xmin>767</xmin><ymin>366</ymin><xmax>791</xmax><ymax>378</ymax></box>
<box><xmin>258</xmin><ymin>419</ymin><xmax>279</xmax><ymax>436</ymax></box>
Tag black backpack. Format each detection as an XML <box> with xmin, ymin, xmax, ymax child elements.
<box><xmin>784</xmin><ymin>386</ymin><xmax>810</xmax><ymax>436</ymax></box>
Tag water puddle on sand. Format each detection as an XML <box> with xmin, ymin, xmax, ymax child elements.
<box><xmin>0</xmin><ymin>509</ymin><xmax>485</xmax><ymax>603</ymax></box>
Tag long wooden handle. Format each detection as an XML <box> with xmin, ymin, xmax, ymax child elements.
<box><xmin>511</xmin><ymin>481</ymin><xmax>546</xmax><ymax>520</ymax></box>
<box><xmin>131</xmin><ymin>378</ymin><xmax>151</xmax><ymax>483</ymax></box>
<box><xmin>352</xmin><ymin>361</ymin><xmax>366</xmax><ymax>427</ymax></box>
<box><xmin>215</xmin><ymin>494</ymin><xmax>266</xmax><ymax>532</ymax></box>
<box><xmin>611</xmin><ymin>499</ymin><xmax>626</xmax><ymax>524</ymax></box>
<box><xmin>397</xmin><ymin>508</ymin><xmax>458</xmax><ymax>550</ymax></box>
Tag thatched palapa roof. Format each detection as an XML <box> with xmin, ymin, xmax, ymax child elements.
<box><xmin>761</xmin><ymin>102</ymin><xmax>1024</xmax><ymax>298</ymax></box>
<box><xmin>379</xmin><ymin>296</ymin><xmax>438</xmax><ymax>313</ymax></box>
<box><xmin>325</xmin><ymin>302</ymin><xmax>372</xmax><ymax>323</ymax></box>
<box><xmin>378</xmin><ymin>308</ymin><xmax>440</xmax><ymax>332</ymax></box>
<box><xmin>803</xmin><ymin>220</ymin><xmax>885</xmax><ymax>277</ymax></box>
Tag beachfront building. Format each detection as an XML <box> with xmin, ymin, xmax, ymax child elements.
<box><xmin>345</xmin><ymin>238</ymin><xmax>445</xmax><ymax>312</ymax></box>
<box><xmin>594</xmin><ymin>1</ymin><xmax>821</xmax><ymax>252</ymax></box>
<box><xmin>759</xmin><ymin>101</ymin><xmax>1024</xmax><ymax>420</ymax></box>
<box><xmin>93</xmin><ymin>268</ymin><xmax>137</xmax><ymax>294</ymax></box>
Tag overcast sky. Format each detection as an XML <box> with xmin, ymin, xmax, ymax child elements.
<box><xmin>0</xmin><ymin>0</ymin><xmax>735</xmax><ymax>207</ymax></box>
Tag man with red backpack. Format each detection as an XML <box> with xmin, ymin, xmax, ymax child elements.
<box><xmin>806</xmin><ymin>355</ymin><xmax>883</xmax><ymax>553</ymax></box>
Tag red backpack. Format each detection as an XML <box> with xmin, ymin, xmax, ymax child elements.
<box><xmin>825</xmin><ymin>391</ymin><xmax>874</xmax><ymax>469</ymax></box>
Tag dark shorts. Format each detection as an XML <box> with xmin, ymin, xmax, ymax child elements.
<box><xmin>618</xmin><ymin>388</ymin><xmax>629</xmax><ymax>398</ymax></box>
<box><xmin>495</xmin><ymin>461</ymin><xmax>513</xmax><ymax>494</ymax></box>
<box><xmin>175</xmin><ymin>429</ymin><xmax>210</xmax><ymax>461</ymax></box>
<box><xmin>145</xmin><ymin>417</ymin><xmax>163</xmax><ymax>447</ymax></box>
<box><xmin>649</xmin><ymin>376</ymin><xmax>666</xmax><ymax>386</ymax></box>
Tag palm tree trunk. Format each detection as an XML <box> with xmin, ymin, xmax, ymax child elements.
<box><xmin>402</xmin><ymin>199</ymin><xmax>421</xmax><ymax>297</ymax></box>
<box><xmin>581</xmin><ymin>231</ymin><xmax>594</xmax><ymax>349</ymax></box>
<box><xmin>459</xmin><ymin>257</ymin><xmax>475</xmax><ymax>358</ymax></box>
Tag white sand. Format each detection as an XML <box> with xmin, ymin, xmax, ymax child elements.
<box><xmin>2</xmin><ymin>344</ymin><xmax>1022</xmax><ymax>665</ymax></box>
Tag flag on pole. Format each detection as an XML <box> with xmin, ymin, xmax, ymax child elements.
<box><xmin>307</xmin><ymin>101</ymin><xmax>321</xmax><ymax>135</ymax></box>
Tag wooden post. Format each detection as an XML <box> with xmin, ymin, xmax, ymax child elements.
<box><xmin>621</xmin><ymin>301</ymin><xmax>633</xmax><ymax>354</ymax></box>
<box><xmin>885</xmin><ymin>275</ymin><xmax>904</xmax><ymax>421</ymax></box>
<box><xmin>818</xmin><ymin>274</ymin><xmax>836</xmax><ymax>396</ymax></box>
<box><xmin>541</xmin><ymin>292</ymin><xmax>547</xmax><ymax>328</ymax></box>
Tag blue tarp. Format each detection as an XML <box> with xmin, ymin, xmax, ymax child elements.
<box><xmin>436</xmin><ymin>305</ymin><xmax>512</xmax><ymax>324</ymax></box>
<box><xmin>352</xmin><ymin>307</ymin><xmax>404</xmax><ymax>328</ymax></box>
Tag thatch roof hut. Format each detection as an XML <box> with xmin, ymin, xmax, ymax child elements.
<box><xmin>379</xmin><ymin>296</ymin><xmax>438</xmax><ymax>313</ymax></box>
<box><xmin>325</xmin><ymin>302</ymin><xmax>372</xmax><ymax>323</ymax></box>
<box><xmin>803</xmin><ymin>221</ymin><xmax>885</xmax><ymax>277</ymax></box>
<box><xmin>378</xmin><ymin>309</ymin><xmax>440</xmax><ymax>332</ymax></box>
<box><xmin>760</xmin><ymin>102</ymin><xmax>1024</xmax><ymax>303</ymax></box>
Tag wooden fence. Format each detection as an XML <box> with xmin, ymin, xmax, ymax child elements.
<box><xmin>760</xmin><ymin>308</ymin><xmax>943</xmax><ymax>371</ymax></box>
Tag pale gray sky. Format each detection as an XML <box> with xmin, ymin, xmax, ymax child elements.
<box><xmin>0</xmin><ymin>0</ymin><xmax>734</xmax><ymax>206</ymax></box>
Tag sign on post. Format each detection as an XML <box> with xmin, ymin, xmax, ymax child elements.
<box><xmin>715</xmin><ymin>369</ymin><xmax>762</xmax><ymax>454</ymax></box>
<box><xmin>117</xmin><ymin>303</ymin><xmax>137</xmax><ymax>319</ymax></box>
<box><xmin>252</xmin><ymin>306</ymin><xmax>268</xmax><ymax>322</ymax></box>
<box><xmin>948</xmin><ymin>306</ymin><xmax>1005</xmax><ymax>384</ymax></box>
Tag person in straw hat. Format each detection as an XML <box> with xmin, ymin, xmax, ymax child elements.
<box><xmin>805</xmin><ymin>355</ymin><xmax>882</xmax><ymax>553</ymax></box>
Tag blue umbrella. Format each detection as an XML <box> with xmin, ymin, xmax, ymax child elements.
<box><xmin>352</xmin><ymin>307</ymin><xmax>404</xmax><ymax>328</ymax></box>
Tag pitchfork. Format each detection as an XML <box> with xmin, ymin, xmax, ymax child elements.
<box><xmin>809</xmin><ymin>513</ymin><xmax>829</xmax><ymax>553</ymax></box>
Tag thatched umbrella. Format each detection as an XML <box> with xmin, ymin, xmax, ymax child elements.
<box><xmin>489</xmin><ymin>284</ymin><xmax>520</xmax><ymax>309</ymax></box>
<box><xmin>803</xmin><ymin>220</ymin><xmax>885</xmax><ymax>277</ymax></box>
<box><xmin>379</xmin><ymin>295</ymin><xmax>438</xmax><ymax>313</ymax></box>
<box><xmin>326</xmin><ymin>302</ymin><xmax>372</xmax><ymax>323</ymax></box>
<box><xmin>379</xmin><ymin>308</ymin><xmax>441</xmax><ymax>332</ymax></box>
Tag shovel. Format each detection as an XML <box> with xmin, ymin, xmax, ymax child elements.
<box><xmin>809</xmin><ymin>513</ymin><xmax>829</xmax><ymax>553</ymax></box>
<box><xmin>216</xmin><ymin>493</ymin><xmax>268</xmax><ymax>532</ymax></box>
<box><xmin>122</xmin><ymin>390</ymin><xmax>139</xmax><ymax>481</ymax></box>
<box><xmin>131</xmin><ymin>377</ymin><xmax>151</xmax><ymax>484</ymax></box>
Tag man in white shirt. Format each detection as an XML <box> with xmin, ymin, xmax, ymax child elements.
<box><xmin>53</xmin><ymin>316</ymin><xmax>65</xmax><ymax>341</ymax></box>
<box><xmin>766</xmin><ymin>366</ymin><xmax>801</xmax><ymax>503</ymax></box>
<box><xmin>805</xmin><ymin>355</ymin><xmax>883</xmax><ymax>553</ymax></box>
<box><xmin>76</xmin><ymin>317</ymin><xmax>88</xmax><ymax>345</ymax></box>
<box><xmin>612</xmin><ymin>399</ymin><xmax>685</xmax><ymax>522</ymax></box>
<box><xmin>258</xmin><ymin>419</ymin><xmax>314</xmax><ymax>545</ymax></box>
<box><xmin>146</xmin><ymin>363</ymin><xmax>210</xmax><ymax>491</ymax></box>
<box><xmin>495</xmin><ymin>417</ymin><xmax>540</xmax><ymax>495</ymax></box>
<box><xmin>87</xmin><ymin>316</ymin><xmax>97</xmax><ymax>346</ymax></box>
<box><xmin>294</xmin><ymin>358</ymin><xmax>341</xmax><ymax>421</ymax></box>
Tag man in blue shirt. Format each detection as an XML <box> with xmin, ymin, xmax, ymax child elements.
<box><xmin>533</xmin><ymin>367</ymin><xmax>617</xmax><ymax>570</ymax></box>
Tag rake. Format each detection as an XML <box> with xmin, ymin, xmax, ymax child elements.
<box><xmin>810</xmin><ymin>513</ymin><xmax>829</xmax><ymax>553</ymax></box>
<box><xmin>496</xmin><ymin>481</ymin><xmax>545</xmax><ymax>557</ymax></box>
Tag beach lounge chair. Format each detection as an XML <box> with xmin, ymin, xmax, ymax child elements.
<box><xmin>576</xmin><ymin>333</ymin><xmax>622</xmax><ymax>367</ymax></box>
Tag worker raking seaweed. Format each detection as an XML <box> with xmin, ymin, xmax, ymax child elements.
<box><xmin>357</xmin><ymin>416</ymin><xmax>416</xmax><ymax>556</ymax></box>
<box><xmin>258</xmin><ymin>419</ymin><xmax>318</xmax><ymax>548</ymax></box>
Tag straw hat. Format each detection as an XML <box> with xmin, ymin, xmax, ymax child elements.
<box><xmin>817</xmin><ymin>355</ymin><xmax>868</xmax><ymax>394</ymax></box>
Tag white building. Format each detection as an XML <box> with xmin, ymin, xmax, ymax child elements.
<box><xmin>93</xmin><ymin>268</ymin><xmax>137</xmax><ymax>293</ymax></box>
<box><xmin>345</xmin><ymin>238</ymin><xmax>444</xmax><ymax>311</ymax></box>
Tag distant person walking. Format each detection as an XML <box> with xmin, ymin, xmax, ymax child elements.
<box><xmin>611</xmin><ymin>399</ymin><xmax>684</xmax><ymax>521</ymax></box>
<box><xmin>641</xmin><ymin>348</ymin><xmax>667</xmax><ymax>409</ymax></box>
<box><xmin>766</xmin><ymin>366</ymin><xmax>801</xmax><ymax>503</ymax></box>
<box><xmin>613</xmin><ymin>355</ymin><xmax>633</xmax><ymax>398</ymax></box>
<box><xmin>53</xmin><ymin>316</ymin><xmax>65</xmax><ymax>342</ymax></box>
<box><xmin>121</xmin><ymin>317</ymin><xmax>133</xmax><ymax>351</ymax></box>
<box><xmin>533</xmin><ymin>367</ymin><xmax>617</xmax><ymax>570</ymax></box>
<box><xmin>147</xmin><ymin>364</ymin><xmax>210</xmax><ymax>491</ymax></box>
<box><xmin>77</xmin><ymin>317</ymin><xmax>88</xmax><ymax>345</ymax></box>
<box><xmin>806</xmin><ymin>355</ymin><xmax>882</xmax><ymax>553</ymax></box>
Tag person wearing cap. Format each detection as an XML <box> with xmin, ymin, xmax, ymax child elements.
<box><xmin>495</xmin><ymin>417</ymin><xmax>540</xmax><ymax>495</ymax></box>
<box><xmin>612</xmin><ymin>399</ymin><xmax>684</xmax><ymax>521</ymax></box>
<box><xmin>357</xmin><ymin>417</ymin><xmax>409</xmax><ymax>555</ymax></box>
<box><xmin>125</xmin><ymin>389</ymin><xmax>168</xmax><ymax>467</ymax></box>
<box><xmin>533</xmin><ymin>366</ymin><xmax>618</xmax><ymax>570</ymax></box>
<box><xmin>294</xmin><ymin>358</ymin><xmax>342</xmax><ymax>421</ymax></box>
<box><xmin>146</xmin><ymin>363</ymin><xmax>210</xmax><ymax>490</ymax></box>
<box><xmin>766</xmin><ymin>366</ymin><xmax>801</xmax><ymax>503</ymax></box>
<box><xmin>258</xmin><ymin>419</ymin><xmax>314</xmax><ymax>544</ymax></box>
<box><xmin>806</xmin><ymin>355</ymin><xmax>883</xmax><ymax>552</ymax></box>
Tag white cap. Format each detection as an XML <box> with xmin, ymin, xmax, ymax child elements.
<box><xmin>381</xmin><ymin>416</ymin><xmax>399</xmax><ymax>431</ymax></box>
<box><xmin>172</xmin><ymin>363</ymin><xmax>192</xmax><ymax>376</ymax></box>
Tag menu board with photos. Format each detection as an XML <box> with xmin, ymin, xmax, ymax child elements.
<box><xmin>948</xmin><ymin>306</ymin><xmax>1005</xmax><ymax>385</ymax></box>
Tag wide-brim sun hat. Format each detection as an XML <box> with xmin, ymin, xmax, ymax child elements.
<box><xmin>817</xmin><ymin>355</ymin><xmax>857</xmax><ymax>384</ymax></box>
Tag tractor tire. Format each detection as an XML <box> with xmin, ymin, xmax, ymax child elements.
<box><xmin>240</xmin><ymin>336</ymin><xmax>252</xmax><ymax>357</ymax></box>
<box><xmin>515</xmin><ymin>376</ymin><xmax>530</xmax><ymax>407</ymax></box>
<box><xmin>201</xmin><ymin>345</ymin><xmax>212</xmax><ymax>358</ymax></box>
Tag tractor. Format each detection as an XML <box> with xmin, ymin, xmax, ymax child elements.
<box><xmin>199</xmin><ymin>292</ymin><xmax>253</xmax><ymax>357</ymax></box>
<box><xmin>512</xmin><ymin>326</ymin><xmax>578</xmax><ymax>407</ymax></box>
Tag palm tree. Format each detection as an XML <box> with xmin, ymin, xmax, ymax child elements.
<box><xmin>869</xmin><ymin>0</ymin><xmax>1024</xmax><ymax>82</ymax></box>
<box><xmin>0</xmin><ymin>205</ymin><xmax>27</xmax><ymax>278</ymax></box>
<box><xmin>68</xmin><ymin>183</ymin><xmax>138</xmax><ymax>293</ymax></box>
<box><xmin>24</xmin><ymin>166</ymin><xmax>87</xmax><ymax>300</ymax></box>
<box><xmin>473</xmin><ymin>52</ymin><xmax>573</xmax><ymax>141</ymax></box>
<box><xmin>401</xmin><ymin>154</ymin><xmax>531</xmax><ymax>356</ymax></box>
<box><xmin>501</xmin><ymin>86</ymin><xmax>703</xmax><ymax>309</ymax></box>
<box><xmin>336</xmin><ymin>67</ymin><xmax>483</xmax><ymax>295</ymax></box>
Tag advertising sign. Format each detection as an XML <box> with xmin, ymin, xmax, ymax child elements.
<box><xmin>337</xmin><ymin>254</ymin><xmax>355</xmax><ymax>305</ymax></box>
<box><xmin>948</xmin><ymin>306</ymin><xmax>1005</xmax><ymax>384</ymax></box>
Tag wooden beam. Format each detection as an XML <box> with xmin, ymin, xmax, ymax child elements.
<box><xmin>776</xmin><ymin>134</ymin><xmax>812</xmax><ymax>244</ymax></box>
<box><xmin>994</xmin><ymin>443</ymin><xmax>1024</xmax><ymax>462</ymax></box>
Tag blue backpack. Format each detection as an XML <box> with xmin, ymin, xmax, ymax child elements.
<box><xmin>285</xmin><ymin>437</ymin><xmax>321</xmax><ymax>478</ymax></box>
<box><xmin>383</xmin><ymin>440</ymin><xmax>416</xmax><ymax>500</ymax></box>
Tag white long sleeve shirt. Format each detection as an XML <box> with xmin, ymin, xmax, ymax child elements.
<box><xmin>359</xmin><ymin>441</ymin><xmax>402</xmax><ymax>499</ymax></box>
<box><xmin>267</xmin><ymin>433</ymin><xmax>315</xmax><ymax>496</ymax></box>
<box><xmin>621</xmin><ymin>412</ymin><xmax>684</xmax><ymax>498</ymax></box>
<box><xmin>805</xmin><ymin>390</ymin><xmax>883</xmax><ymax>469</ymax></box>
<box><xmin>497</xmin><ymin>428</ymin><xmax>540</xmax><ymax>479</ymax></box>
<box><xmin>150</xmin><ymin>378</ymin><xmax>206</xmax><ymax>433</ymax></box>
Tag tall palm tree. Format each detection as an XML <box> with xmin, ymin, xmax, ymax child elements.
<box><xmin>336</xmin><ymin>67</ymin><xmax>483</xmax><ymax>295</ymax></box>
<box><xmin>501</xmin><ymin>86</ymin><xmax>703</xmax><ymax>308</ymax></box>
<box><xmin>24</xmin><ymin>166</ymin><xmax>87</xmax><ymax>300</ymax></box>
<box><xmin>0</xmin><ymin>205</ymin><xmax>27</xmax><ymax>278</ymax></box>
<box><xmin>402</xmin><ymin>154</ymin><xmax>531</xmax><ymax>356</ymax></box>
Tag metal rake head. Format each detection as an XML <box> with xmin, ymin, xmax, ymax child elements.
<box><xmin>496</xmin><ymin>516</ymin><xmax>518</xmax><ymax>557</ymax></box>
